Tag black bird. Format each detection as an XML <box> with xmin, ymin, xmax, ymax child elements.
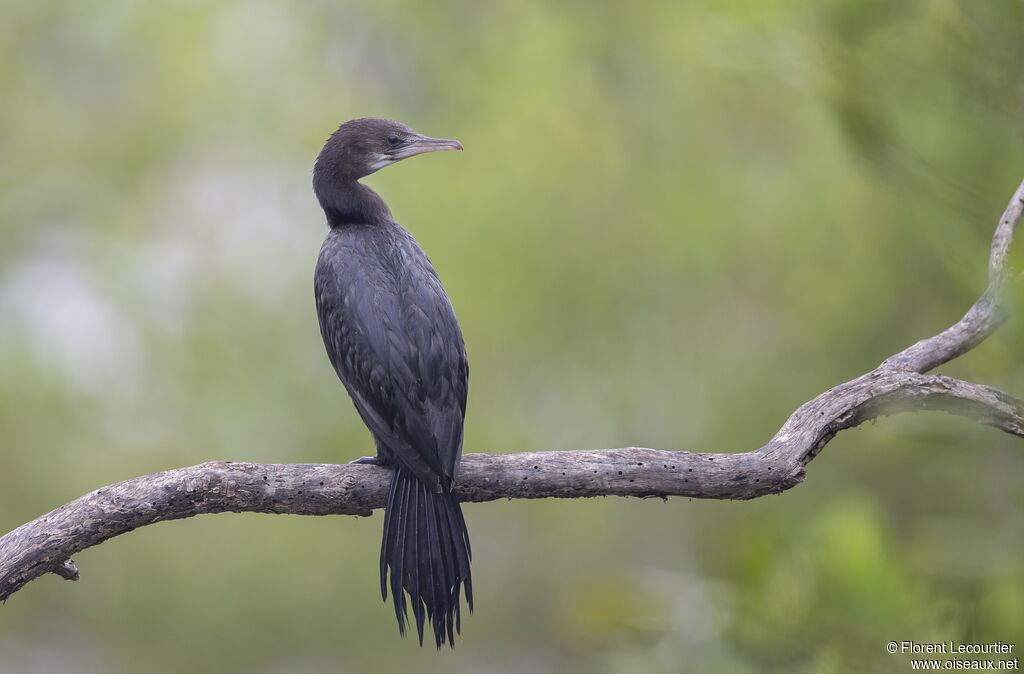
<box><xmin>312</xmin><ymin>118</ymin><xmax>472</xmax><ymax>648</ymax></box>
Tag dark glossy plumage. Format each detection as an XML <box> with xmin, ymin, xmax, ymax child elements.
<box><xmin>315</xmin><ymin>223</ymin><xmax>468</xmax><ymax>487</ymax></box>
<box><xmin>312</xmin><ymin>118</ymin><xmax>471</xmax><ymax>647</ymax></box>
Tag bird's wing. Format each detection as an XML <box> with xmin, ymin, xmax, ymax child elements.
<box><xmin>315</xmin><ymin>226</ymin><xmax>467</xmax><ymax>488</ymax></box>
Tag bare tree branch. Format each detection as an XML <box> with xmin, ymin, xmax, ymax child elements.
<box><xmin>2</xmin><ymin>178</ymin><xmax>1022</xmax><ymax>604</ymax></box>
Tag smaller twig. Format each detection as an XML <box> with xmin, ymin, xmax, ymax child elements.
<box><xmin>52</xmin><ymin>560</ymin><xmax>79</xmax><ymax>581</ymax></box>
<box><xmin>881</xmin><ymin>181</ymin><xmax>1024</xmax><ymax>373</ymax></box>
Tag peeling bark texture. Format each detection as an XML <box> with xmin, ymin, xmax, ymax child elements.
<box><xmin>2</xmin><ymin>178</ymin><xmax>1023</xmax><ymax>604</ymax></box>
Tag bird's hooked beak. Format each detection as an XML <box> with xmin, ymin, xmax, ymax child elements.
<box><xmin>389</xmin><ymin>135</ymin><xmax>463</xmax><ymax>161</ymax></box>
<box><xmin>365</xmin><ymin>133</ymin><xmax>462</xmax><ymax>175</ymax></box>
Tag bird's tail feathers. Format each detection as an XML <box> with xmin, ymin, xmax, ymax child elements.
<box><xmin>380</xmin><ymin>465</ymin><xmax>473</xmax><ymax>648</ymax></box>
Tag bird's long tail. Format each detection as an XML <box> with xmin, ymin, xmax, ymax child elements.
<box><xmin>380</xmin><ymin>465</ymin><xmax>473</xmax><ymax>648</ymax></box>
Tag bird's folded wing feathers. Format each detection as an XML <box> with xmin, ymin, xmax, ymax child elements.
<box><xmin>315</xmin><ymin>230</ymin><xmax>467</xmax><ymax>487</ymax></box>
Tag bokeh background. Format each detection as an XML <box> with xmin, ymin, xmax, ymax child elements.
<box><xmin>1</xmin><ymin>2</ymin><xmax>1023</xmax><ymax>672</ymax></box>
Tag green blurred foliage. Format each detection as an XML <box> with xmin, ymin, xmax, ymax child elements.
<box><xmin>1</xmin><ymin>1</ymin><xmax>1022</xmax><ymax>672</ymax></box>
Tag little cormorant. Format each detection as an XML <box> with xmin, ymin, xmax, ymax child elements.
<box><xmin>312</xmin><ymin>118</ymin><xmax>471</xmax><ymax>648</ymax></box>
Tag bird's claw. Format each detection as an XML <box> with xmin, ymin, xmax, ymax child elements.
<box><xmin>349</xmin><ymin>456</ymin><xmax>380</xmax><ymax>465</ymax></box>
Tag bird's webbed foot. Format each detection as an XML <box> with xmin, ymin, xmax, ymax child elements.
<box><xmin>349</xmin><ymin>455</ymin><xmax>393</xmax><ymax>467</ymax></box>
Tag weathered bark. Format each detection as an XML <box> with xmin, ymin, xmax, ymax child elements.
<box><xmin>2</xmin><ymin>178</ymin><xmax>1022</xmax><ymax>604</ymax></box>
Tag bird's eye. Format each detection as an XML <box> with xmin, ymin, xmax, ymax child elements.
<box><xmin>386</xmin><ymin>134</ymin><xmax>401</xmax><ymax>146</ymax></box>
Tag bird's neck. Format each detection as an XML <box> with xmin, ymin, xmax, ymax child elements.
<box><xmin>319</xmin><ymin>180</ymin><xmax>393</xmax><ymax>228</ymax></box>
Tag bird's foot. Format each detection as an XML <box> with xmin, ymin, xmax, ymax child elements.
<box><xmin>349</xmin><ymin>456</ymin><xmax>381</xmax><ymax>465</ymax></box>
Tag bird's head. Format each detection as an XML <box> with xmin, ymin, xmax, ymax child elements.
<box><xmin>314</xmin><ymin>118</ymin><xmax>463</xmax><ymax>184</ymax></box>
